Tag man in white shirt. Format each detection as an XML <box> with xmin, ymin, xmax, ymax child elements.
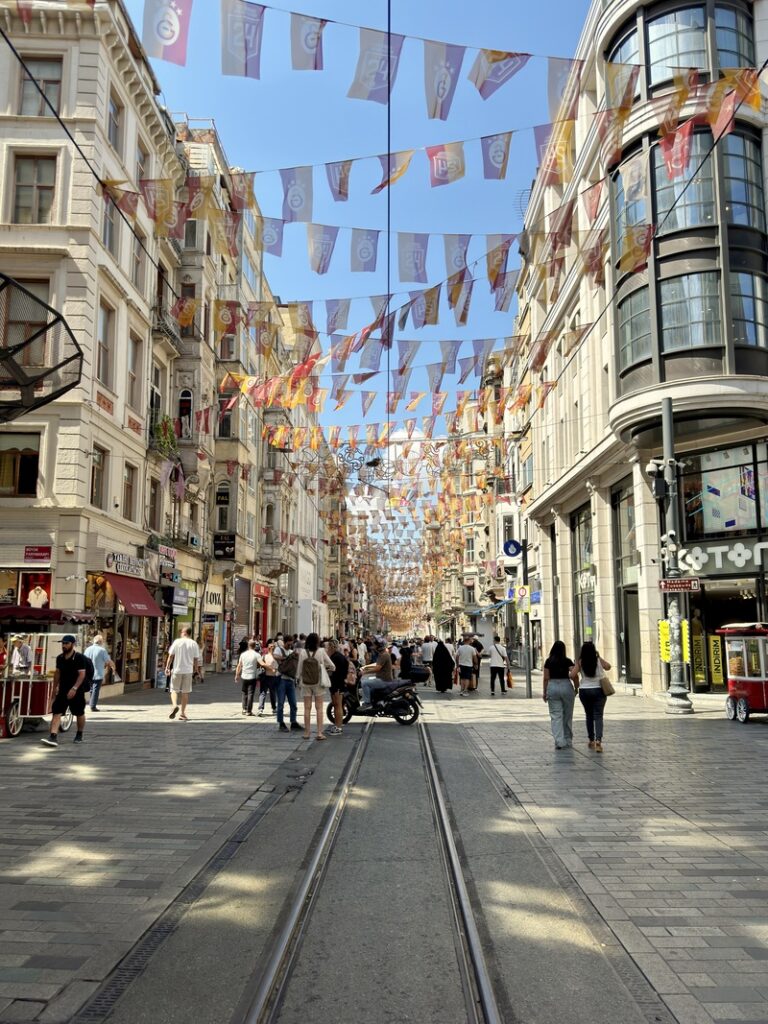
<box><xmin>9</xmin><ymin>635</ymin><xmax>32</xmax><ymax>674</ymax></box>
<box><xmin>487</xmin><ymin>634</ymin><xmax>510</xmax><ymax>696</ymax></box>
<box><xmin>164</xmin><ymin>626</ymin><xmax>201</xmax><ymax>721</ymax></box>
<box><xmin>236</xmin><ymin>639</ymin><xmax>264</xmax><ymax>716</ymax></box>
<box><xmin>421</xmin><ymin>635</ymin><xmax>436</xmax><ymax>670</ymax></box>
<box><xmin>456</xmin><ymin>638</ymin><xmax>479</xmax><ymax>696</ymax></box>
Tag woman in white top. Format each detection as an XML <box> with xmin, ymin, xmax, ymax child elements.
<box><xmin>296</xmin><ymin>632</ymin><xmax>335</xmax><ymax>740</ymax></box>
<box><xmin>569</xmin><ymin>641</ymin><xmax>611</xmax><ymax>752</ymax></box>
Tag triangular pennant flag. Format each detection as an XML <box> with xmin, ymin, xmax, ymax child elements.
<box><xmin>371</xmin><ymin>151</ymin><xmax>414</xmax><ymax>194</ymax></box>
<box><xmin>348</xmin><ymin>28</ymin><xmax>405</xmax><ymax>105</ymax></box>
<box><xmin>468</xmin><ymin>50</ymin><xmax>530</xmax><ymax>99</ymax></box>
<box><xmin>220</xmin><ymin>0</ymin><xmax>264</xmax><ymax>78</ymax></box>
<box><xmin>280</xmin><ymin>166</ymin><xmax>313</xmax><ymax>223</ymax></box>
<box><xmin>481</xmin><ymin>132</ymin><xmax>512</xmax><ymax>179</ymax></box>
<box><xmin>290</xmin><ymin>13</ymin><xmax>326</xmax><ymax>70</ymax></box>
<box><xmin>423</xmin><ymin>40</ymin><xmax>465</xmax><ymax>120</ymax></box>
<box><xmin>426</xmin><ymin>142</ymin><xmax>466</xmax><ymax>186</ymax></box>
<box><xmin>326</xmin><ymin>160</ymin><xmax>352</xmax><ymax>202</ymax></box>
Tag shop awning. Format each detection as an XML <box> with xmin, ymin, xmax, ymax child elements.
<box><xmin>0</xmin><ymin>606</ymin><xmax>93</xmax><ymax>623</ymax></box>
<box><xmin>104</xmin><ymin>573</ymin><xmax>163</xmax><ymax>617</ymax></box>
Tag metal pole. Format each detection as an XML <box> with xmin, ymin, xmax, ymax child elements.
<box><xmin>662</xmin><ymin>397</ymin><xmax>693</xmax><ymax>714</ymax></box>
<box><xmin>522</xmin><ymin>519</ymin><xmax>532</xmax><ymax>699</ymax></box>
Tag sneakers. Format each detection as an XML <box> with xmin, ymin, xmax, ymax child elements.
<box><xmin>40</xmin><ymin>736</ymin><xmax>58</xmax><ymax>748</ymax></box>
<box><xmin>326</xmin><ymin>724</ymin><xmax>343</xmax><ymax>735</ymax></box>
<box><xmin>278</xmin><ymin>723</ymin><xmax>288</xmax><ymax>732</ymax></box>
<box><xmin>242</xmin><ymin>710</ymin><xmax>247</xmax><ymax>715</ymax></box>
<box><xmin>257</xmin><ymin>708</ymin><xmax>264</xmax><ymax>717</ymax></box>
<box><xmin>595</xmin><ymin>741</ymin><xmax>603</xmax><ymax>752</ymax></box>
<box><xmin>359</xmin><ymin>702</ymin><xmax>372</xmax><ymax>710</ymax></box>
<box><xmin>588</xmin><ymin>740</ymin><xmax>596</xmax><ymax>750</ymax></box>
<box><xmin>73</xmin><ymin>733</ymin><xmax>83</xmax><ymax>744</ymax></box>
<box><xmin>90</xmin><ymin>707</ymin><xmax>100</xmax><ymax>712</ymax></box>
<box><xmin>490</xmin><ymin>692</ymin><xmax>496</xmax><ymax>697</ymax></box>
<box><xmin>169</xmin><ymin>707</ymin><xmax>179</xmax><ymax>720</ymax></box>
<box><xmin>289</xmin><ymin>722</ymin><xmax>303</xmax><ymax>731</ymax></box>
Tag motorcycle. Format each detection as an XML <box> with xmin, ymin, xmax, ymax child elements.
<box><xmin>327</xmin><ymin>674</ymin><xmax>422</xmax><ymax>726</ymax></box>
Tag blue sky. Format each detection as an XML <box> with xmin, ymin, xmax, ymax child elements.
<box><xmin>124</xmin><ymin>0</ymin><xmax>592</xmax><ymax>431</ymax></box>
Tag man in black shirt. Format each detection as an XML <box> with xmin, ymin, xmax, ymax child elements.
<box><xmin>41</xmin><ymin>635</ymin><xmax>88</xmax><ymax>748</ymax></box>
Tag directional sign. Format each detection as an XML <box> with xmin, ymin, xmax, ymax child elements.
<box><xmin>659</xmin><ymin>577</ymin><xmax>701</xmax><ymax>592</ymax></box>
<box><xmin>503</xmin><ymin>539</ymin><xmax>522</xmax><ymax>557</ymax></box>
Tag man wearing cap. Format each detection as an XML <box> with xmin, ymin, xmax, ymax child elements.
<box><xmin>9</xmin><ymin>634</ymin><xmax>31</xmax><ymax>674</ymax></box>
<box><xmin>41</xmin><ymin>635</ymin><xmax>88</xmax><ymax>747</ymax></box>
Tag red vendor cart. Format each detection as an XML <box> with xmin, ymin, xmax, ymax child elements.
<box><xmin>717</xmin><ymin>623</ymin><xmax>768</xmax><ymax>724</ymax></box>
<box><xmin>0</xmin><ymin>609</ymin><xmax>92</xmax><ymax>738</ymax></box>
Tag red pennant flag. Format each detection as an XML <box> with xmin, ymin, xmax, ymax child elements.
<box><xmin>582</xmin><ymin>179</ymin><xmax>604</xmax><ymax>224</ymax></box>
<box><xmin>659</xmin><ymin>118</ymin><xmax>695</xmax><ymax>179</ymax></box>
<box><xmin>143</xmin><ymin>0</ymin><xmax>195</xmax><ymax>66</ymax></box>
<box><xmin>426</xmin><ymin>142</ymin><xmax>466</xmax><ymax>186</ymax></box>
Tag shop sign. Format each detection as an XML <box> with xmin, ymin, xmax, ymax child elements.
<box><xmin>204</xmin><ymin>589</ymin><xmax>223</xmax><ymax>613</ymax></box>
<box><xmin>202</xmin><ymin>613</ymin><xmax>217</xmax><ymax>623</ymax></box>
<box><xmin>658</xmin><ymin>619</ymin><xmax>691</xmax><ymax>663</ymax></box>
<box><xmin>105</xmin><ymin>552</ymin><xmax>145</xmax><ymax>578</ymax></box>
<box><xmin>708</xmin><ymin>635</ymin><xmax>724</xmax><ymax>685</ymax></box>
<box><xmin>680</xmin><ymin>538</ymin><xmax>768</xmax><ymax>576</ymax></box>
<box><xmin>253</xmin><ymin>583</ymin><xmax>270</xmax><ymax>599</ymax></box>
<box><xmin>172</xmin><ymin>587</ymin><xmax>189</xmax><ymax>614</ymax></box>
<box><xmin>213</xmin><ymin>533</ymin><xmax>236</xmax><ymax>560</ymax></box>
<box><xmin>24</xmin><ymin>545</ymin><xmax>51</xmax><ymax>563</ymax></box>
<box><xmin>158</xmin><ymin>544</ymin><xmax>177</xmax><ymax>572</ymax></box>
<box><xmin>576</xmin><ymin>569</ymin><xmax>596</xmax><ymax>593</ymax></box>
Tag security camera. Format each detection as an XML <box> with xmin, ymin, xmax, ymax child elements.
<box><xmin>645</xmin><ymin>460</ymin><xmax>660</xmax><ymax>476</ymax></box>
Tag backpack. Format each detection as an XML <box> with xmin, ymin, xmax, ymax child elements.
<box><xmin>279</xmin><ymin>647</ymin><xmax>299</xmax><ymax>679</ymax></box>
<box><xmin>80</xmin><ymin>653</ymin><xmax>95</xmax><ymax>692</ymax></box>
<box><xmin>301</xmin><ymin>651</ymin><xmax>321</xmax><ymax>687</ymax></box>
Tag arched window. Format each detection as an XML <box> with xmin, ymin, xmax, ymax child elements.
<box><xmin>178</xmin><ymin>388</ymin><xmax>193</xmax><ymax>439</ymax></box>
<box><xmin>216</xmin><ymin>481</ymin><xmax>230</xmax><ymax>531</ymax></box>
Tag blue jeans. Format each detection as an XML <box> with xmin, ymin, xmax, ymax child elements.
<box><xmin>579</xmin><ymin>688</ymin><xmax>607</xmax><ymax>741</ymax></box>
<box><xmin>276</xmin><ymin>676</ymin><xmax>297</xmax><ymax>725</ymax></box>
<box><xmin>89</xmin><ymin>679</ymin><xmax>103</xmax><ymax>710</ymax></box>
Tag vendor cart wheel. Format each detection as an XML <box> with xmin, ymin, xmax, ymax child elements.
<box><xmin>59</xmin><ymin>709</ymin><xmax>74</xmax><ymax>733</ymax></box>
<box><xmin>7</xmin><ymin>701</ymin><xmax>23</xmax><ymax>737</ymax></box>
<box><xmin>725</xmin><ymin>697</ymin><xmax>737</xmax><ymax>721</ymax></box>
<box><xmin>736</xmin><ymin>697</ymin><xmax>750</xmax><ymax>724</ymax></box>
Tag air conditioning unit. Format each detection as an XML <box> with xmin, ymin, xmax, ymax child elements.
<box><xmin>188</xmin><ymin>534</ymin><xmax>201</xmax><ymax>548</ymax></box>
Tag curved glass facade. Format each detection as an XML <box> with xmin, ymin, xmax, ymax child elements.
<box><xmin>660</xmin><ymin>273</ymin><xmax>722</xmax><ymax>351</ymax></box>
<box><xmin>647</xmin><ymin>7</ymin><xmax>707</xmax><ymax>86</ymax></box>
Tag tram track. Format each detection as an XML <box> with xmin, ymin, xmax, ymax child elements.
<box><xmin>236</xmin><ymin>718</ymin><xmax>503</xmax><ymax>1024</ymax></box>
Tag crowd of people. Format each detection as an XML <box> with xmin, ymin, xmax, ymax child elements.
<box><xmin>24</xmin><ymin>625</ymin><xmax>612</xmax><ymax>755</ymax></box>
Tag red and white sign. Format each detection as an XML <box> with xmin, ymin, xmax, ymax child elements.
<box><xmin>252</xmin><ymin>583</ymin><xmax>270</xmax><ymax>599</ymax></box>
<box><xmin>659</xmin><ymin>578</ymin><xmax>701</xmax><ymax>592</ymax></box>
<box><xmin>24</xmin><ymin>545</ymin><xmax>51</xmax><ymax>563</ymax></box>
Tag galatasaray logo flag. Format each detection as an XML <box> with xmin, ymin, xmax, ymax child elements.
<box><xmin>143</xmin><ymin>0</ymin><xmax>195</xmax><ymax>67</ymax></box>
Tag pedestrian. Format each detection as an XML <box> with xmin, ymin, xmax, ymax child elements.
<box><xmin>273</xmin><ymin>635</ymin><xmax>302</xmax><ymax>733</ymax></box>
<box><xmin>9</xmin><ymin>634</ymin><xmax>31</xmax><ymax>674</ymax></box>
<box><xmin>470</xmin><ymin>635</ymin><xmax>484</xmax><ymax>690</ymax></box>
<box><xmin>40</xmin><ymin>635</ymin><xmax>88</xmax><ymax>747</ymax></box>
<box><xmin>543</xmin><ymin>640</ymin><xmax>576</xmax><ymax>750</ymax></box>
<box><xmin>487</xmin><ymin>634</ymin><xmax>509</xmax><ymax>696</ymax></box>
<box><xmin>165</xmin><ymin>626</ymin><xmax>201</xmax><ymax>722</ymax></box>
<box><xmin>296</xmin><ymin>632</ymin><xmax>334</xmax><ymax>740</ymax></box>
<box><xmin>83</xmin><ymin>634</ymin><xmax>115</xmax><ymax>711</ymax></box>
<box><xmin>236</xmin><ymin>639</ymin><xmax>264</xmax><ymax>716</ymax></box>
<box><xmin>456</xmin><ymin>636</ymin><xmax>478</xmax><ymax>695</ymax></box>
<box><xmin>398</xmin><ymin>641</ymin><xmax>413</xmax><ymax>679</ymax></box>
<box><xmin>571</xmin><ymin>642</ymin><xmax>611</xmax><ymax>752</ymax></box>
<box><xmin>432</xmin><ymin>639</ymin><xmax>455</xmax><ymax>694</ymax></box>
<box><xmin>326</xmin><ymin>638</ymin><xmax>349</xmax><ymax>735</ymax></box>
<box><xmin>0</xmin><ymin>635</ymin><xmax>7</xmax><ymax>670</ymax></box>
<box><xmin>420</xmin><ymin>635</ymin><xmax>436</xmax><ymax>684</ymax></box>
<box><xmin>257</xmin><ymin>640</ymin><xmax>279</xmax><ymax>716</ymax></box>
<box><xmin>238</xmin><ymin>634</ymin><xmax>249</xmax><ymax>657</ymax></box>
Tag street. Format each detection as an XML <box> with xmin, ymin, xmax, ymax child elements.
<box><xmin>0</xmin><ymin>670</ymin><xmax>765</xmax><ymax>1024</ymax></box>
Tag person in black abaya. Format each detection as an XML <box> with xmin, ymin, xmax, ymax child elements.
<box><xmin>398</xmin><ymin>642</ymin><xmax>413</xmax><ymax>679</ymax></box>
<box><xmin>432</xmin><ymin>639</ymin><xmax>455</xmax><ymax>694</ymax></box>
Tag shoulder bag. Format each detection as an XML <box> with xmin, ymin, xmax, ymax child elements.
<box><xmin>599</xmin><ymin>664</ymin><xmax>615</xmax><ymax>697</ymax></box>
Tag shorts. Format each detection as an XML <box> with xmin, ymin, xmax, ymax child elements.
<box><xmin>51</xmin><ymin>688</ymin><xmax>86</xmax><ymax>716</ymax></box>
<box><xmin>329</xmin><ymin>680</ymin><xmax>347</xmax><ymax>694</ymax></box>
<box><xmin>459</xmin><ymin>666</ymin><xmax>474</xmax><ymax>681</ymax></box>
<box><xmin>171</xmin><ymin>673</ymin><xmax>193</xmax><ymax>694</ymax></box>
<box><xmin>300</xmin><ymin>682</ymin><xmax>327</xmax><ymax>698</ymax></box>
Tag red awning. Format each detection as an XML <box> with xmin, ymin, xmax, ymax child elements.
<box><xmin>0</xmin><ymin>606</ymin><xmax>94</xmax><ymax>623</ymax></box>
<box><xmin>104</xmin><ymin>573</ymin><xmax>163</xmax><ymax>617</ymax></box>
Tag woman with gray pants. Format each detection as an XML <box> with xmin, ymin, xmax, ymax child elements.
<box><xmin>542</xmin><ymin>641</ymin><xmax>576</xmax><ymax>749</ymax></box>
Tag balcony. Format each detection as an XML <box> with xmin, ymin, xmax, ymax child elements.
<box><xmin>151</xmin><ymin>302</ymin><xmax>182</xmax><ymax>357</ymax></box>
<box><xmin>259</xmin><ymin>533</ymin><xmax>295</xmax><ymax>578</ymax></box>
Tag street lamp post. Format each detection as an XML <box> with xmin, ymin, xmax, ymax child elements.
<box><xmin>648</xmin><ymin>398</ymin><xmax>693</xmax><ymax>715</ymax></box>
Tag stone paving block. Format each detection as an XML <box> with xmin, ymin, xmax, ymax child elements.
<box><xmin>37</xmin><ymin>980</ymin><xmax>100</xmax><ymax>1024</ymax></box>
<box><xmin>690</xmin><ymin>988</ymin><xmax>766</xmax><ymax>1003</ymax></box>
<box><xmin>0</xmin><ymin>1000</ymin><xmax>47</xmax><ymax>1021</ymax></box>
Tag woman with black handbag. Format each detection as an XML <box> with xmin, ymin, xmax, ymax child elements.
<box><xmin>570</xmin><ymin>642</ymin><xmax>612</xmax><ymax>752</ymax></box>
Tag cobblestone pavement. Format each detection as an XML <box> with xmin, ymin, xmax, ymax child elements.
<box><xmin>0</xmin><ymin>673</ymin><xmax>306</xmax><ymax>1023</ymax></box>
<box><xmin>429</xmin><ymin>671</ymin><xmax>768</xmax><ymax>1024</ymax></box>
<box><xmin>2</xmin><ymin>669</ymin><xmax>767</xmax><ymax>1023</ymax></box>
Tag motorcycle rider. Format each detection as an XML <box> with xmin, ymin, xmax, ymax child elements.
<box><xmin>359</xmin><ymin>638</ymin><xmax>394</xmax><ymax>708</ymax></box>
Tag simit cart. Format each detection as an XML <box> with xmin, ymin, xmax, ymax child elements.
<box><xmin>0</xmin><ymin>631</ymin><xmax>82</xmax><ymax>738</ymax></box>
<box><xmin>718</xmin><ymin>622</ymin><xmax>768</xmax><ymax>723</ymax></box>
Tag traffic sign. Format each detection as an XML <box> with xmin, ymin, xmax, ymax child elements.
<box><xmin>515</xmin><ymin>585</ymin><xmax>530</xmax><ymax>612</ymax></box>
<box><xmin>659</xmin><ymin>578</ymin><xmax>701</xmax><ymax>592</ymax></box>
<box><xmin>503</xmin><ymin>539</ymin><xmax>522</xmax><ymax>557</ymax></box>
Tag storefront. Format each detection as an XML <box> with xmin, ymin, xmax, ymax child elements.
<box><xmin>201</xmin><ymin>585</ymin><xmax>224</xmax><ymax>666</ymax></box>
<box><xmin>0</xmin><ymin>542</ymin><xmax>54</xmax><ymax>616</ymax></box>
<box><xmin>675</xmin><ymin>442</ymin><xmax>768</xmax><ymax>690</ymax></box>
<box><xmin>85</xmin><ymin>552</ymin><xmax>163</xmax><ymax>687</ymax></box>
<box><xmin>252</xmin><ymin>582</ymin><xmax>269</xmax><ymax>644</ymax></box>
<box><xmin>233</xmin><ymin>577</ymin><xmax>250</xmax><ymax>656</ymax></box>
<box><xmin>570</xmin><ymin>504</ymin><xmax>595</xmax><ymax>650</ymax></box>
<box><xmin>612</xmin><ymin>479</ymin><xmax>642</xmax><ymax>685</ymax></box>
